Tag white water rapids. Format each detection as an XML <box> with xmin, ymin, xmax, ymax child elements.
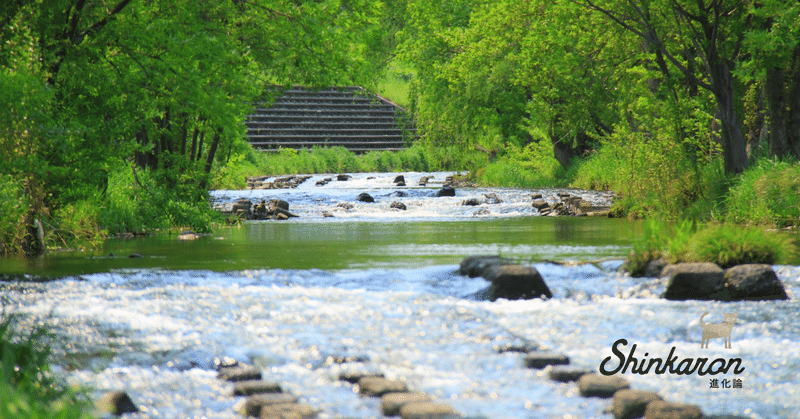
<box><xmin>1</xmin><ymin>172</ymin><xmax>798</xmax><ymax>419</ymax></box>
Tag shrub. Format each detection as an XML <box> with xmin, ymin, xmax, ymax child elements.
<box><xmin>725</xmin><ymin>159</ymin><xmax>800</xmax><ymax>227</ymax></box>
<box><xmin>624</xmin><ymin>218</ymin><xmax>793</xmax><ymax>274</ymax></box>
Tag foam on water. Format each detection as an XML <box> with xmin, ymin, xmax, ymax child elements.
<box><xmin>3</xmin><ymin>265</ymin><xmax>799</xmax><ymax>419</ymax></box>
<box><xmin>210</xmin><ymin>172</ymin><xmax>615</xmax><ymax>222</ymax></box>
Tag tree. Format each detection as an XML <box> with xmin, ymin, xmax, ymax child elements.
<box><xmin>573</xmin><ymin>0</ymin><xmax>752</xmax><ymax>174</ymax></box>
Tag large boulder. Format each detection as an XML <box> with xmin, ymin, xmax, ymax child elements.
<box><xmin>484</xmin><ymin>264</ymin><xmax>552</xmax><ymax>301</ymax></box>
<box><xmin>661</xmin><ymin>263</ymin><xmax>727</xmax><ymax>300</ymax></box>
<box><xmin>613</xmin><ymin>389</ymin><xmax>663</xmax><ymax>419</ymax></box>
<box><xmin>723</xmin><ymin>264</ymin><xmax>788</xmax><ymax>300</ymax></box>
<box><xmin>435</xmin><ymin>186</ymin><xmax>456</xmax><ymax>197</ymax></box>
<box><xmin>357</xmin><ymin>192</ymin><xmax>375</xmax><ymax>203</ymax></box>
<box><xmin>643</xmin><ymin>401</ymin><xmax>702</xmax><ymax>419</ymax></box>
<box><xmin>96</xmin><ymin>391</ymin><xmax>139</xmax><ymax>415</ymax></box>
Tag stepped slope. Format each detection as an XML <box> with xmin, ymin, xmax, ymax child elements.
<box><xmin>245</xmin><ymin>86</ymin><xmax>414</xmax><ymax>153</ymax></box>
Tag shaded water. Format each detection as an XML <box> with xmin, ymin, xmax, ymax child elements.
<box><xmin>1</xmin><ymin>172</ymin><xmax>798</xmax><ymax>419</ymax></box>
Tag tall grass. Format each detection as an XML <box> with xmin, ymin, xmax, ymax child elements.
<box><xmin>725</xmin><ymin>158</ymin><xmax>800</xmax><ymax>227</ymax></box>
<box><xmin>624</xmin><ymin>218</ymin><xmax>792</xmax><ymax>275</ymax></box>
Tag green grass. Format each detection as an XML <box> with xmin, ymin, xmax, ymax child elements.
<box><xmin>1</xmin><ymin>314</ymin><xmax>93</xmax><ymax>419</ymax></box>
<box><xmin>624</xmin><ymin>218</ymin><xmax>793</xmax><ymax>275</ymax></box>
<box><xmin>725</xmin><ymin>158</ymin><xmax>800</xmax><ymax>227</ymax></box>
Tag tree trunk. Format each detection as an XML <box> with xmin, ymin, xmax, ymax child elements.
<box><xmin>709</xmin><ymin>60</ymin><xmax>748</xmax><ymax>174</ymax></box>
<box><xmin>190</xmin><ymin>128</ymin><xmax>199</xmax><ymax>163</ymax></box>
<box><xmin>199</xmin><ymin>127</ymin><xmax>222</xmax><ymax>190</ymax></box>
<box><xmin>788</xmin><ymin>47</ymin><xmax>800</xmax><ymax>158</ymax></box>
<box><xmin>766</xmin><ymin>66</ymin><xmax>790</xmax><ymax>159</ymax></box>
<box><xmin>551</xmin><ymin>135</ymin><xmax>575</xmax><ymax>169</ymax></box>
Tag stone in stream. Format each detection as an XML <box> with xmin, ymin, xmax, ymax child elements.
<box><xmin>643</xmin><ymin>401</ymin><xmax>703</xmax><ymax>419</ymax></box>
<box><xmin>338</xmin><ymin>371</ymin><xmax>384</xmax><ymax>384</ymax></box>
<box><xmin>548</xmin><ymin>367</ymin><xmax>591</xmax><ymax>383</ymax></box>
<box><xmin>260</xmin><ymin>403</ymin><xmax>317</xmax><ymax>419</ymax></box>
<box><xmin>612</xmin><ymin>389</ymin><xmax>663</xmax><ymax>419</ymax></box>
<box><xmin>357</xmin><ymin>376</ymin><xmax>409</xmax><ymax>397</ymax></box>
<box><xmin>458</xmin><ymin>255</ymin><xmax>512</xmax><ymax>278</ymax></box>
<box><xmin>96</xmin><ymin>391</ymin><xmax>139</xmax><ymax>415</ymax></box>
<box><xmin>390</xmin><ymin>201</ymin><xmax>408</xmax><ymax>211</ymax></box>
<box><xmin>232</xmin><ymin>380</ymin><xmax>282</xmax><ymax>396</ymax></box>
<box><xmin>394</xmin><ymin>175</ymin><xmax>406</xmax><ymax>185</ymax></box>
<box><xmin>399</xmin><ymin>401</ymin><xmax>459</xmax><ymax>419</ymax></box>
<box><xmin>337</xmin><ymin>174</ymin><xmax>352</xmax><ymax>181</ymax></box>
<box><xmin>523</xmin><ymin>352</ymin><xmax>570</xmax><ymax>369</ymax></box>
<box><xmin>381</xmin><ymin>392</ymin><xmax>432</xmax><ymax>416</ymax></box>
<box><xmin>484</xmin><ymin>264</ymin><xmax>552</xmax><ymax>301</ymax></box>
<box><xmin>462</xmin><ymin>198</ymin><xmax>480</xmax><ymax>206</ymax></box>
<box><xmin>235</xmin><ymin>393</ymin><xmax>298</xmax><ymax>417</ymax></box>
<box><xmin>218</xmin><ymin>365</ymin><xmax>262</xmax><ymax>382</ymax></box>
<box><xmin>435</xmin><ymin>186</ymin><xmax>456</xmax><ymax>197</ymax></box>
<box><xmin>484</xmin><ymin>192</ymin><xmax>503</xmax><ymax>204</ymax></box>
<box><xmin>357</xmin><ymin>192</ymin><xmax>375</xmax><ymax>203</ymax></box>
<box><xmin>532</xmin><ymin>200</ymin><xmax>549</xmax><ymax>210</ymax></box>
<box><xmin>577</xmin><ymin>373</ymin><xmax>630</xmax><ymax>398</ymax></box>
<box><xmin>661</xmin><ymin>262</ymin><xmax>727</xmax><ymax>300</ymax></box>
<box><xmin>723</xmin><ymin>264</ymin><xmax>788</xmax><ymax>301</ymax></box>
<box><xmin>494</xmin><ymin>342</ymin><xmax>538</xmax><ymax>354</ymax></box>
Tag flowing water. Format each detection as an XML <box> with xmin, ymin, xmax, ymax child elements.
<box><xmin>1</xmin><ymin>172</ymin><xmax>798</xmax><ymax>419</ymax></box>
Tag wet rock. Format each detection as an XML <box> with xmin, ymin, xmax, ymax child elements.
<box><xmin>338</xmin><ymin>371</ymin><xmax>384</xmax><ymax>384</ymax></box>
<box><xmin>233</xmin><ymin>199</ymin><xmax>253</xmax><ymax>219</ymax></box>
<box><xmin>357</xmin><ymin>193</ymin><xmax>375</xmax><ymax>203</ymax></box>
<box><xmin>337</xmin><ymin>202</ymin><xmax>354</xmax><ymax>210</ymax></box>
<box><xmin>337</xmin><ymin>174</ymin><xmax>352</xmax><ymax>181</ymax></box>
<box><xmin>552</xmin><ymin>201</ymin><xmax>570</xmax><ymax>216</ymax></box>
<box><xmin>643</xmin><ymin>401</ymin><xmax>702</xmax><ymax>419</ymax></box>
<box><xmin>523</xmin><ymin>352</ymin><xmax>570</xmax><ymax>369</ymax></box>
<box><xmin>435</xmin><ymin>186</ymin><xmax>456</xmax><ymax>197</ymax></box>
<box><xmin>548</xmin><ymin>367</ymin><xmax>590</xmax><ymax>383</ymax></box>
<box><xmin>393</xmin><ymin>191</ymin><xmax>408</xmax><ymax>197</ymax></box>
<box><xmin>494</xmin><ymin>342</ymin><xmax>538</xmax><ymax>354</ymax></box>
<box><xmin>232</xmin><ymin>380</ymin><xmax>282</xmax><ymax>396</ymax></box>
<box><xmin>532</xmin><ymin>200</ymin><xmax>550</xmax><ymax>211</ymax></box>
<box><xmin>260</xmin><ymin>403</ymin><xmax>317</xmax><ymax>419</ymax></box>
<box><xmin>577</xmin><ymin>374</ymin><xmax>630</xmax><ymax>398</ymax></box>
<box><xmin>484</xmin><ymin>264</ymin><xmax>552</xmax><ymax>301</ymax></box>
<box><xmin>268</xmin><ymin>199</ymin><xmax>290</xmax><ymax>212</ymax></box>
<box><xmin>661</xmin><ymin>262</ymin><xmax>727</xmax><ymax>300</ymax></box>
<box><xmin>399</xmin><ymin>401</ymin><xmax>458</xmax><ymax>419</ymax></box>
<box><xmin>381</xmin><ymin>392</ymin><xmax>432</xmax><ymax>416</ymax></box>
<box><xmin>613</xmin><ymin>389</ymin><xmax>663</xmax><ymax>419</ymax></box>
<box><xmin>96</xmin><ymin>391</ymin><xmax>139</xmax><ymax>415</ymax></box>
<box><xmin>322</xmin><ymin>212</ymin><xmax>334</xmax><ymax>218</ymax></box>
<box><xmin>484</xmin><ymin>193</ymin><xmax>503</xmax><ymax>204</ymax></box>
<box><xmin>236</xmin><ymin>393</ymin><xmax>298</xmax><ymax>417</ymax></box>
<box><xmin>531</xmin><ymin>193</ymin><xmax>543</xmax><ymax>200</ymax></box>
<box><xmin>321</xmin><ymin>355</ymin><xmax>370</xmax><ymax>365</ymax></box>
<box><xmin>358</xmin><ymin>377</ymin><xmax>408</xmax><ymax>397</ymax></box>
<box><xmin>178</xmin><ymin>230</ymin><xmax>201</xmax><ymax>241</ymax></box>
<box><xmin>390</xmin><ymin>201</ymin><xmax>408</xmax><ymax>211</ymax></box>
<box><xmin>474</xmin><ymin>208</ymin><xmax>490</xmax><ymax>216</ymax></box>
<box><xmin>462</xmin><ymin>198</ymin><xmax>480</xmax><ymax>206</ymax></box>
<box><xmin>724</xmin><ymin>264</ymin><xmax>788</xmax><ymax>301</ymax></box>
<box><xmin>418</xmin><ymin>176</ymin><xmax>430</xmax><ymax>186</ymax></box>
<box><xmin>218</xmin><ymin>365</ymin><xmax>262</xmax><ymax>382</ymax></box>
<box><xmin>394</xmin><ymin>175</ymin><xmax>406</xmax><ymax>185</ymax></box>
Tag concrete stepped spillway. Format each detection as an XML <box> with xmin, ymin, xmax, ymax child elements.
<box><xmin>245</xmin><ymin>86</ymin><xmax>415</xmax><ymax>153</ymax></box>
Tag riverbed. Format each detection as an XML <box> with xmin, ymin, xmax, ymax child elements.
<box><xmin>1</xmin><ymin>172</ymin><xmax>798</xmax><ymax>419</ymax></box>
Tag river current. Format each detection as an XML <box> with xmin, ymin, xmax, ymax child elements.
<box><xmin>1</xmin><ymin>172</ymin><xmax>798</xmax><ymax>418</ymax></box>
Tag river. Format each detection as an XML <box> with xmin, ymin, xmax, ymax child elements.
<box><xmin>0</xmin><ymin>172</ymin><xmax>797</xmax><ymax>419</ymax></box>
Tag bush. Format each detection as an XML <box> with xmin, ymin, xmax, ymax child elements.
<box><xmin>0</xmin><ymin>175</ymin><xmax>29</xmax><ymax>255</ymax></box>
<box><xmin>725</xmin><ymin>159</ymin><xmax>800</xmax><ymax>227</ymax></box>
<box><xmin>624</xmin><ymin>218</ymin><xmax>793</xmax><ymax>274</ymax></box>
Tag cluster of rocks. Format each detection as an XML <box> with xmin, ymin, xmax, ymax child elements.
<box><xmin>532</xmin><ymin>192</ymin><xmax>610</xmax><ymax>217</ymax></box>
<box><xmin>247</xmin><ymin>175</ymin><xmax>312</xmax><ymax>190</ymax></box>
<box><xmin>459</xmin><ymin>256</ymin><xmax>553</xmax><ymax>301</ymax></box>
<box><xmin>655</xmin><ymin>262</ymin><xmax>789</xmax><ymax>301</ymax></box>
<box><xmin>461</xmin><ymin>193</ymin><xmax>503</xmax><ymax>207</ymax></box>
<box><xmin>215</xmin><ymin>364</ymin><xmax>318</xmax><ymax>419</ymax></box>
<box><xmin>315</xmin><ymin>174</ymin><xmax>352</xmax><ymax>186</ymax></box>
<box><xmin>216</xmin><ymin>199</ymin><xmax>299</xmax><ymax>221</ymax></box>
<box><xmin>519</xmin><ymin>349</ymin><xmax>742</xmax><ymax>419</ymax></box>
<box><xmin>341</xmin><ymin>372</ymin><xmax>463</xmax><ymax>419</ymax></box>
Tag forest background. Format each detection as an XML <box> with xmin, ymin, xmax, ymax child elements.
<box><xmin>2</xmin><ymin>0</ymin><xmax>799</xmax><ymax>256</ymax></box>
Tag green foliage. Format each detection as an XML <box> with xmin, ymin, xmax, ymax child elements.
<box><xmin>101</xmin><ymin>164</ymin><xmax>221</xmax><ymax>235</ymax></box>
<box><xmin>624</xmin><ymin>218</ymin><xmax>792</xmax><ymax>275</ymax></box>
<box><xmin>0</xmin><ymin>176</ymin><xmax>28</xmax><ymax>255</ymax></box>
<box><xmin>1</xmin><ymin>314</ymin><xmax>92</xmax><ymax>419</ymax></box>
<box><xmin>725</xmin><ymin>159</ymin><xmax>800</xmax><ymax>227</ymax></box>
